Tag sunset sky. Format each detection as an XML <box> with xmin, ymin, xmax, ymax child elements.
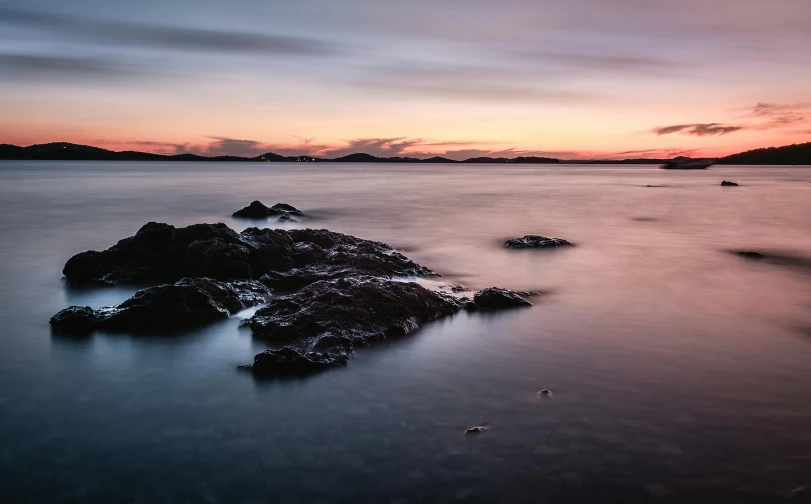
<box><xmin>1</xmin><ymin>0</ymin><xmax>810</xmax><ymax>160</ymax></box>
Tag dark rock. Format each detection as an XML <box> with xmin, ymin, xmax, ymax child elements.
<box><xmin>472</xmin><ymin>287</ymin><xmax>532</xmax><ymax>310</ymax></box>
<box><xmin>49</xmin><ymin>306</ymin><xmax>98</xmax><ymax>334</ymax></box>
<box><xmin>232</xmin><ymin>201</ymin><xmax>304</xmax><ymax>220</ymax></box>
<box><xmin>247</xmin><ymin>347</ymin><xmax>348</xmax><ymax>378</ymax></box>
<box><xmin>267</xmin><ymin>203</ymin><xmax>304</xmax><ymax>217</ymax></box>
<box><xmin>63</xmin><ymin>222</ymin><xmax>259</xmax><ymax>285</ymax></box>
<box><xmin>735</xmin><ymin>251</ymin><xmax>765</xmax><ymax>259</ymax></box>
<box><xmin>539</xmin><ymin>389</ymin><xmax>551</xmax><ymax>396</ymax></box>
<box><xmin>248</xmin><ymin>276</ymin><xmax>461</xmax><ymax>348</ymax></box>
<box><xmin>63</xmin><ymin>224</ymin><xmax>430</xmax><ymax>287</ymax></box>
<box><xmin>465</xmin><ymin>426</ymin><xmax>488</xmax><ymax>434</ymax></box>
<box><xmin>505</xmin><ymin>235</ymin><xmax>573</xmax><ymax>249</ymax></box>
<box><xmin>721</xmin><ymin>180</ymin><xmax>739</xmax><ymax>186</ymax></box>
<box><xmin>232</xmin><ymin>200</ymin><xmax>271</xmax><ymax>219</ymax></box>
<box><xmin>50</xmin><ymin>278</ymin><xmax>270</xmax><ymax>334</ymax></box>
<box><xmin>259</xmin><ymin>229</ymin><xmax>434</xmax><ymax>291</ymax></box>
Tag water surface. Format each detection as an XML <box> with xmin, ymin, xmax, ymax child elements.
<box><xmin>1</xmin><ymin>162</ymin><xmax>811</xmax><ymax>503</ymax></box>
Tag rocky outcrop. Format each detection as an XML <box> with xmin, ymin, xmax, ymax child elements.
<box><xmin>50</xmin><ymin>278</ymin><xmax>270</xmax><ymax>334</ymax></box>
<box><xmin>469</xmin><ymin>287</ymin><xmax>532</xmax><ymax>310</ymax></box>
<box><xmin>232</xmin><ymin>201</ymin><xmax>304</xmax><ymax>220</ymax></box>
<box><xmin>721</xmin><ymin>181</ymin><xmax>739</xmax><ymax>186</ymax></box>
<box><xmin>248</xmin><ymin>276</ymin><xmax>461</xmax><ymax>350</ymax></box>
<box><xmin>62</xmin><ymin>223</ymin><xmax>431</xmax><ymax>287</ymax></box>
<box><xmin>505</xmin><ymin>235</ymin><xmax>573</xmax><ymax>249</ymax></box>
<box><xmin>246</xmin><ymin>347</ymin><xmax>349</xmax><ymax>378</ymax></box>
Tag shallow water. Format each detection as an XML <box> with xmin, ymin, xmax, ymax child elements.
<box><xmin>1</xmin><ymin>161</ymin><xmax>811</xmax><ymax>503</ymax></box>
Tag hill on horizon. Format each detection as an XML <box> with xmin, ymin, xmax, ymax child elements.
<box><xmin>2</xmin><ymin>141</ymin><xmax>811</xmax><ymax>164</ymax></box>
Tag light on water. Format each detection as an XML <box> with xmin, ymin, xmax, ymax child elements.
<box><xmin>1</xmin><ymin>161</ymin><xmax>811</xmax><ymax>503</ymax></box>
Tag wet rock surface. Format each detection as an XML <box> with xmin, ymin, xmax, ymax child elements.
<box><xmin>57</xmin><ymin>220</ymin><xmax>541</xmax><ymax>377</ymax></box>
<box><xmin>246</xmin><ymin>347</ymin><xmax>349</xmax><ymax>378</ymax></box>
<box><xmin>248</xmin><ymin>276</ymin><xmax>461</xmax><ymax>349</ymax></box>
<box><xmin>505</xmin><ymin>235</ymin><xmax>573</xmax><ymax>249</ymax></box>
<box><xmin>50</xmin><ymin>278</ymin><xmax>270</xmax><ymax>334</ymax></box>
<box><xmin>470</xmin><ymin>287</ymin><xmax>532</xmax><ymax>310</ymax></box>
<box><xmin>233</xmin><ymin>201</ymin><xmax>304</xmax><ymax>220</ymax></box>
<box><xmin>63</xmin><ymin>223</ymin><xmax>430</xmax><ymax>287</ymax></box>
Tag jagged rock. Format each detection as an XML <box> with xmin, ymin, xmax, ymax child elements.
<box><xmin>232</xmin><ymin>201</ymin><xmax>304</xmax><ymax>219</ymax></box>
<box><xmin>62</xmin><ymin>224</ymin><xmax>430</xmax><ymax>287</ymax></box>
<box><xmin>259</xmin><ymin>229</ymin><xmax>434</xmax><ymax>291</ymax></box>
<box><xmin>50</xmin><ymin>278</ymin><xmax>270</xmax><ymax>334</ymax></box>
<box><xmin>247</xmin><ymin>347</ymin><xmax>348</xmax><ymax>378</ymax></box>
<box><xmin>721</xmin><ymin>180</ymin><xmax>739</xmax><ymax>186</ymax></box>
<box><xmin>471</xmin><ymin>287</ymin><xmax>532</xmax><ymax>310</ymax></box>
<box><xmin>505</xmin><ymin>235</ymin><xmax>573</xmax><ymax>249</ymax></box>
<box><xmin>248</xmin><ymin>276</ymin><xmax>461</xmax><ymax>348</ymax></box>
<box><xmin>267</xmin><ymin>203</ymin><xmax>304</xmax><ymax>217</ymax></box>
<box><xmin>49</xmin><ymin>306</ymin><xmax>97</xmax><ymax>334</ymax></box>
<box><xmin>465</xmin><ymin>426</ymin><xmax>488</xmax><ymax>434</ymax></box>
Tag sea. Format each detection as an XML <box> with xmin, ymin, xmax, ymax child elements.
<box><xmin>1</xmin><ymin>161</ymin><xmax>810</xmax><ymax>503</ymax></box>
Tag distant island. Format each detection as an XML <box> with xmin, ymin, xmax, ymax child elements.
<box><xmin>1</xmin><ymin>141</ymin><xmax>810</xmax><ymax>164</ymax></box>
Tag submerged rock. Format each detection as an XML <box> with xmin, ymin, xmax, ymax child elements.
<box><xmin>50</xmin><ymin>278</ymin><xmax>270</xmax><ymax>334</ymax></box>
<box><xmin>721</xmin><ymin>180</ymin><xmax>739</xmax><ymax>186</ymax></box>
<box><xmin>62</xmin><ymin>223</ymin><xmax>430</xmax><ymax>287</ymax></box>
<box><xmin>470</xmin><ymin>287</ymin><xmax>532</xmax><ymax>310</ymax></box>
<box><xmin>247</xmin><ymin>347</ymin><xmax>349</xmax><ymax>378</ymax></box>
<box><xmin>232</xmin><ymin>201</ymin><xmax>304</xmax><ymax>220</ymax></box>
<box><xmin>735</xmin><ymin>251</ymin><xmax>765</xmax><ymax>259</ymax></box>
<box><xmin>249</xmin><ymin>276</ymin><xmax>461</xmax><ymax>348</ymax></box>
<box><xmin>505</xmin><ymin>235</ymin><xmax>573</xmax><ymax>249</ymax></box>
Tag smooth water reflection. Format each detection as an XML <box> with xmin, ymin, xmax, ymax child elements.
<box><xmin>1</xmin><ymin>161</ymin><xmax>811</xmax><ymax>503</ymax></box>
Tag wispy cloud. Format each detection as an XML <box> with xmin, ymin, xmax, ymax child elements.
<box><xmin>651</xmin><ymin>123</ymin><xmax>744</xmax><ymax>137</ymax></box>
<box><xmin>353</xmin><ymin>61</ymin><xmax>601</xmax><ymax>103</ymax></box>
<box><xmin>0</xmin><ymin>7</ymin><xmax>338</xmax><ymax>57</ymax></box>
<box><xmin>0</xmin><ymin>53</ymin><xmax>140</xmax><ymax>81</ymax></box>
<box><xmin>745</xmin><ymin>102</ymin><xmax>811</xmax><ymax>130</ymax></box>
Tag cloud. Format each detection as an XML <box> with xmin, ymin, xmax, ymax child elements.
<box><xmin>745</xmin><ymin>102</ymin><xmax>811</xmax><ymax>130</ymax></box>
<box><xmin>651</xmin><ymin>123</ymin><xmax>744</xmax><ymax>137</ymax></box>
<box><xmin>354</xmin><ymin>62</ymin><xmax>601</xmax><ymax>103</ymax></box>
<box><xmin>0</xmin><ymin>53</ymin><xmax>138</xmax><ymax>81</ymax></box>
<box><xmin>520</xmin><ymin>50</ymin><xmax>680</xmax><ymax>74</ymax></box>
<box><xmin>0</xmin><ymin>7</ymin><xmax>337</xmax><ymax>57</ymax></box>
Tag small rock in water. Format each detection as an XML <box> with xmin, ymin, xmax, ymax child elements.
<box><xmin>471</xmin><ymin>287</ymin><xmax>532</xmax><ymax>310</ymax></box>
<box><xmin>232</xmin><ymin>201</ymin><xmax>304</xmax><ymax>220</ymax></box>
<box><xmin>720</xmin><ymin>180</ymin><xmax>739</xmax><ymax>186</ymax></box>
<box><xmin>505</xmin><ymin>235</ymin><xmax>573</xmax><ymax>249</ymax></box>
<box><xmin>247</xmin><ymin>347</ymin><xmax>348</xmax><ymax>378</ymax></box>
<box><xmin>465</xmin><ymin>426</ymin><xmax>488</xmax><ymax>434</ymax></box>
<box><xmin>735</xmin><ymin>251</ymin><xmax>765</xmax><ymax>259</ymax></box>
<box><xmin>538</xmin><ymin>389</ymin><xmax>551</xmax><ymax>396</ymax></box>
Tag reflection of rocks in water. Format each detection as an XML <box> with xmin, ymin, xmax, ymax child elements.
<box><xmin>505</xmin><ymin>235</ymin><xmax>573</xmax><ymax>249</ymax></box>
<box><xmin>50</xmin><ymin>278</ymin><xmax>270</xmax><ymax>334</ymax></box>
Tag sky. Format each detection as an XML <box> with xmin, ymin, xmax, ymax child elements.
<box><xmin>1</xmin><ymin>0</ymin><xmax>810</xmax><ymax>160</ymax></box>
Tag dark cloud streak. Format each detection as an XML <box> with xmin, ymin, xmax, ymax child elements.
<box><xmin>652</xmin><ymin>123</ymin><xmax>744</xmax><ymax>137</ymax></box>
<box><xmin>0</xmin><ymin>7</ymin><xmax>337</xmax><ymax>56</ymax></box>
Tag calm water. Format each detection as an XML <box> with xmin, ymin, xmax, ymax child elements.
<box><xmin>1</xmin><ymin>161</ymin><xmax>811</xmax><ymax>503</ymax></box>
